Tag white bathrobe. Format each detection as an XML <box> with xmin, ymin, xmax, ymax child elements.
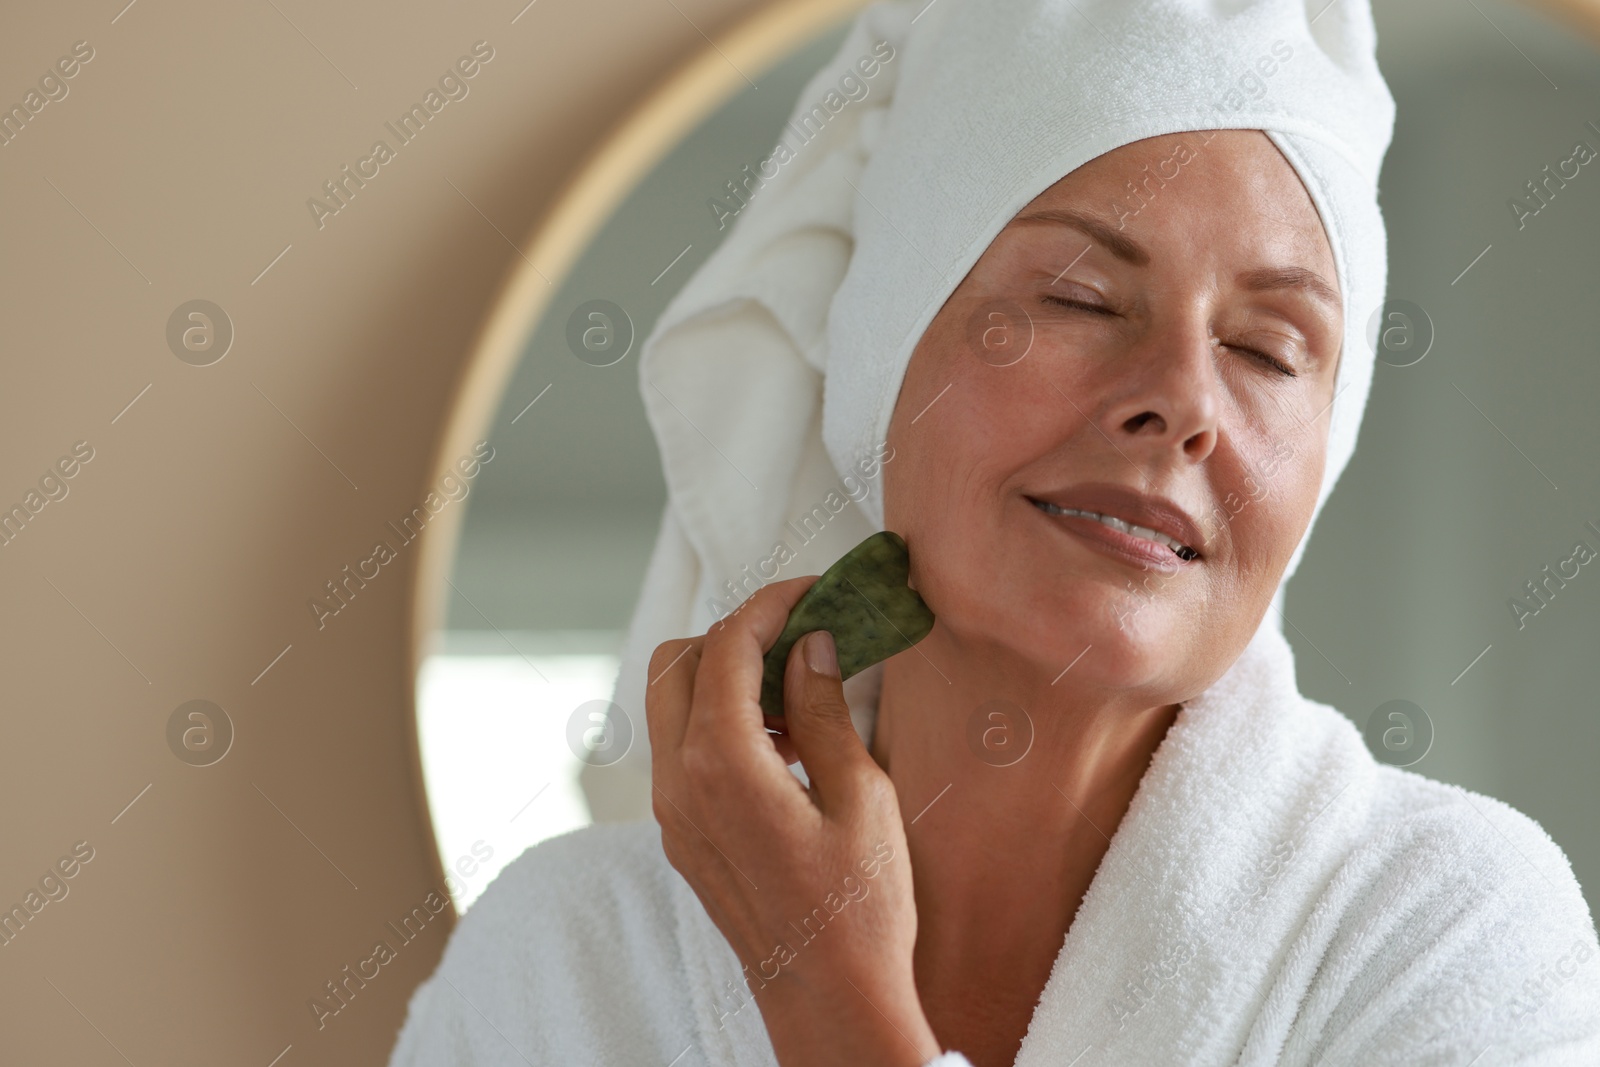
<box><xmin>385</xmin><ymin>620</ymin><xmax>1600</xmax><ymax>1066</ymax></box>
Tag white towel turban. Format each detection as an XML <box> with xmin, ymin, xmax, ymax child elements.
<box><xmin>597</xmin><ymin>0</ymin><xmax>1397</xmax><ymax>797</ymax></box>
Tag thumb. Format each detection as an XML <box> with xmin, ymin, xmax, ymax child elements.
<box><xmin>784</xmin><ymin>630</ymin><xmax>874</xmax><ymax>807</ymax></box>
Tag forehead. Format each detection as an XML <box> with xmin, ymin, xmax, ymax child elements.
<box><xmin>1010</xmin><ymin>130</ymin><xmax>1336</xmax><ymax>275</ymax></box>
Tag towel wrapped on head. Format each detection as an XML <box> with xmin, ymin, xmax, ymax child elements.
<box><xmin>610</xmin><ymin>0</ymin><xmax>1395</xmax><ymax>789</ymax></box>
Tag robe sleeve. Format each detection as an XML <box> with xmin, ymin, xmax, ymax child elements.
<box><xmin>385</xmin><ymin>972</ymin><xmax>485</xmax><ymax>1066</ymax></box>
<box><xmin>385</xmin><ymin>822</ymin><xmax>705</xmax><ymax>1066</ymax></box>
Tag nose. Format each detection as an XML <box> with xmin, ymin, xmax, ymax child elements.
<box><xmin>1101</xmin><ymin>318</ymin><xmax>1221</xmax><ymax>465</ymax></box>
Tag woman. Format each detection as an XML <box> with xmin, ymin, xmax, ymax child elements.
<box><xmin>389</xmin><ymin>1</ymin><xmax>1600</xmax><ymax>1064</ymax></box>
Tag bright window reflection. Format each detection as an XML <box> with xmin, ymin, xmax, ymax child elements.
<box><xmin>415</xmin><ymin>633</ymin><xmax>621</xmax><ymax>913</ymax></box>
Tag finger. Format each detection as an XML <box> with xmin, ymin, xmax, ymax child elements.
<box><xmin>645</xmin><ymin>637</ymin><xmax>702</xmax><ymax>758</ymax></box>
<box><xmin>685</xmin><ymin>575</ymin><xmax>819</xmax><ymax>753</ymax></box>
<box><xmin>782</xmin><ymin>630</ymin><xmax>879</xmax><ymax>812</ymax></box>
<box><xmin>766</xmin><ymin>728</ymin><xmax>800</xmax><ymax>766</ymax></box>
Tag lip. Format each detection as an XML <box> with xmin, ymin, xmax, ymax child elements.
<box><xmin>1024</xmin><ymin>482</ymin><xmax>1206</xmax><ymax>563</ymax></box>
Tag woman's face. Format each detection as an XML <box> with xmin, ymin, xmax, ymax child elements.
<box><xmin>882</xmin><ymin>129</ymin><xmax>1342</xmax><ymax>704</ymax></box>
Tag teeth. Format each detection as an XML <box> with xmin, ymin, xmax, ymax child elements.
<box><xmin>1031</xmin><ymin>500</ymin><xmax>1197</xmax><ymax>559</ymax></box>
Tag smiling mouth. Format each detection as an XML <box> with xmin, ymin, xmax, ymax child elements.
<box><xmin>1028</xmin><ymin>499</ymin><xmax>1200</xmax><ymax>561</ymax></box>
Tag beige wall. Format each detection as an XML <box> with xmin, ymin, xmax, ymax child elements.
<box><xmin>0</xmin><ymin>2</ymin><xmax>779</xmax><ymax>1063</ymax></box>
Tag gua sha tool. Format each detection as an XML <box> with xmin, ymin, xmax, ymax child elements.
<box><xmin>759</xmin><ymin>530</ymin><xmax>936</xmax><ymax>719</ymax></box>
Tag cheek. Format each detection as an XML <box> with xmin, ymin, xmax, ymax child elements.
<box><xmin>1275</xmin><ymin>439</ymin><xmax>1327</xmax><ymax>541</ymax></box>
<box><xmin>884</xmin><ymin>365</ymin><xmax>1046</xmax><ymax>609</ymax></box>
<box><xmin>884</xmin><ymin>408</ymin><xmax>1001</xmax><ymax>549</ymax></box>
<box><xmin>888</xmin><ymin>332</ymin><xmax>1051</xmax><ymax>512</ymax></box>
<box><xmin>1221</xmin><ymin>441</ymin><xmax>1325</xmax><ymax>578</ymax></box>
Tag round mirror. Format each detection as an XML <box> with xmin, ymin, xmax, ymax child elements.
<box><xmin>413</xmin><ymin>0</ymin><xmax>1600</xmax><ymax>918</ymax></box>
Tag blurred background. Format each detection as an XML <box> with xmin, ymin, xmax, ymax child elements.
<box><xmin>2</xmin><ymin>0</ymin><xmax>1597</xmax><ymax>1064</ymax></box>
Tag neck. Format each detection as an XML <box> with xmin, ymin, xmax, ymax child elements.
<box><xmin>871</xmin><ymin>628</ymin><xmax>1179</xmax><ymax>978</ymax></box>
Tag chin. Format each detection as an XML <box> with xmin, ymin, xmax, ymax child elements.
<box><xmin>1083</xmin><ymin>605</ymin><xmax>1195</xmax><ymax>691</ymax></box>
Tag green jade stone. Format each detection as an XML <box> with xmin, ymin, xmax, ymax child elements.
<box><xmin>759</xmin><ymin>530</ymin><xmax>936</xmax><ymax>719</ymax></box>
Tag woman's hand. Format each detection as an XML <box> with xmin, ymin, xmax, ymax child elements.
<box><xmin>646</xmin><ymin>575</ymin><xmax>941</xmax><ymax>1067</ymax></box>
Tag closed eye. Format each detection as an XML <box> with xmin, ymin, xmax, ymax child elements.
<box><xmin>1044</xmin><ymin>295</ymin><xmax>1297</xmax><ymax>377</ymax></box>
<box><xmin>1041</xmin><ymin>294</ymin><xmax>1116</xmax><ymax>316</ymax></box>
<box><xmin>1236</xmin><ymin>348</ymin><xmax>1297</xmax><ymax>377</ymax></box>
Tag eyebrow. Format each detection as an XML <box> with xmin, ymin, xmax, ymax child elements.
<box><xmin>1011</xmin><ymin>207</ymin><xmax>1342</xmax><ymax>311</ymax></box>
<box><xmin>1013</xmin><ymin>207</ymin><xmax>1148</xmax><ymax>266</ymax></box>
<box><xmin>1236</xmin><ymin>266</ymin><xmax>1342</xmax><ymax>310</ymax></box>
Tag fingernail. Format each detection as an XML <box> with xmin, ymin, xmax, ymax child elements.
<box><xmin>805</xmin><ymin>631</ymin><xmax>838</xmax><ymax>677</ymax></box>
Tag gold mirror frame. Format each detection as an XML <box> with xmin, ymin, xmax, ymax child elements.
<box><xmin>403</xmin><ymin>0</ymin><xmax>873</xmax><ymax>878</ymax></box>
